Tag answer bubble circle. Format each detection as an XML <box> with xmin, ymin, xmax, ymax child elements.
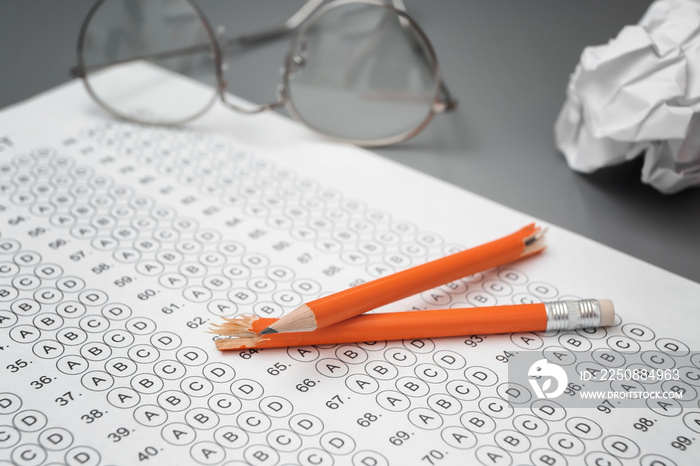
<box><xmin>13</xmin><ymin>410</ymin><xmax>47</xmax><ymax>432</ymax></box>
<box><xmin>352</xmin><ymin>450</ymin><xmax>389</xmax><ymax>466</ymax></box>
<box><xmin>441</xmin><ymin>425</ymin><xmax>477</xmax><ymax>450</ymax></box>
<box><xmin>11</xmin><ymin>444</ymin><xmax>47</xmax><ymax>466</ymax></box>
<box><xmin>0</xmin><ymin>425</ymin><xmax>21</xmax><ymax>448</ymax></box>
<box><xmin>38</xmin><ymin>427</ymin><xmax>74</xmax><ymax>451</ymax></box>
<box><xmin>236</xmin><ymin>411</ymin><xmax>271</xmax><ymax>433</ymax></box>
<box><xmin>64</xmin><ymin>446</ymin><xmax>101</xmax><ymax>466</ymax></box>
<box><xmin>162</xmin><ymin>422</ymin><xmax>197</xmax><ymax>446</ymax></box>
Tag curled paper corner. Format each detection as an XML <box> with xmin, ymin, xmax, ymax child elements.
<box><xmin>554</xmin><ymin>0</ymin><xmax>700</xmax><ymax>194</ymax></box>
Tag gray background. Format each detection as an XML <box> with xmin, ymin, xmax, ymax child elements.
<box><xmin>1</xmin><ymin>1</ymin><xmax>698</xmax><ymax>283</ymax></box>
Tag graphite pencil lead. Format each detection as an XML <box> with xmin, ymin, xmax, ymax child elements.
<box><xmin>261</xmin><ymin>303</ymin><xmax>317</xmax><ymax>334</ymax></box>
<box><xmin>522</xmin><ymin>227</ymin><xmax>547</xmax><ymax>256</ymax></box>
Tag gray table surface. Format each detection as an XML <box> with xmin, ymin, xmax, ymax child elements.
<box><xmin>1</xmin><ymin>1</ymin><xmax>698</xmax><ymax>284</ymax></box>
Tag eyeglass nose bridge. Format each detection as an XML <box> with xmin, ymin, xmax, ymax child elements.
<box><xmin>212</xmin><ymin>20</ymin><xmax>289</xmax><ymax>115</ymax></box>
<box><xmin>215</xmin><ymin>50</ymin><xmax>286</xmax><ymax>115</ymax></box>
<box><xmin>219</xmin><ymin>94</ymin><xmax>286</xmax><ymax>115</ymax></box>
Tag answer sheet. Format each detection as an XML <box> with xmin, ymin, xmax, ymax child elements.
<box><xmin>1</xmin><ymin>64</ymin><xmax>700</xmax><ymax>466</ymax></box>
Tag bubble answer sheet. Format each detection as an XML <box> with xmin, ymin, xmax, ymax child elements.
<box><xmin>1</xmin><ymin>63</ymin><xmax>700</xmax><ymax>466</ymax></box>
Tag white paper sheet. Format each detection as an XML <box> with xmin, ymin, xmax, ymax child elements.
<box><xmin>555</xmin><ymin>0</ymin><xmax>700</xmax><ymax>194</ymax></box>
<box><xmin>1</xmin><ymin>63</ymin><xmax>700</xmax><ymax>465</ymax></box>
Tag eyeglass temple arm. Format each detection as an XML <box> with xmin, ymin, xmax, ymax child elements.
<box><xmin>225</xmin><ymin>0</ymin><xmax>324</xmax><ymax>46</ymax></box>
<box><xmin>70</xmin><ymin>0</ymin><xmax>325</xmax><ymax>79</ymax></box>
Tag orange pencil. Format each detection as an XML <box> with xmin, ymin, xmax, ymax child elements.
<box><xmin>213</xmin><ymin>299</ymin><xmax>614</xmax><ymax>350</ymax></box>
<box><xmin>260</xmin><ymin>224</ymin><xmax>546</xmax><ymax>334</ymax></box>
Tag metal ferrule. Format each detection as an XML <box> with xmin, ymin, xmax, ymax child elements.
<box><xmin>544</xmin><ymin>299</ymin><xmax>601</xmax><ymax>331</ymax></box>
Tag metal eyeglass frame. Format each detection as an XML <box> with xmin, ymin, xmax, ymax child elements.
<box><xmin>72</xmin><ymin>0</ymin><xmax>458</xmax><ymax>147</ymax></box>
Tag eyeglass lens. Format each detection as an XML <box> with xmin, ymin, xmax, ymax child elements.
<box><xmin>80</xmin><ymin>0</ymin><xmax>219</xmax><ymax>125</ymax></box>
<box><xmin>285</xmin><ymin>2</ymin><xmax>439</xmax><ymax>143</ymax></box>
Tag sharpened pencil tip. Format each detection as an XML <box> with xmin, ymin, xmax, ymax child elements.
<box><xmin>259</xmin><ymin>327</ymin><xmax>278</xmax><ymax>335</ymax></box>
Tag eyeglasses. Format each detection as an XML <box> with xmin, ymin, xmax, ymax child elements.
<box><xmin>72</xmin><ymin>0</ymin><xmax>457</xmax><ymax>147</ymax></box>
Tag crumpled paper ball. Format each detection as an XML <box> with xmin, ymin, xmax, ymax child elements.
<box><xmin>555</xmin><ymin>0</ymin><xmax>700</xmax><ymax>194</ymax></box>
